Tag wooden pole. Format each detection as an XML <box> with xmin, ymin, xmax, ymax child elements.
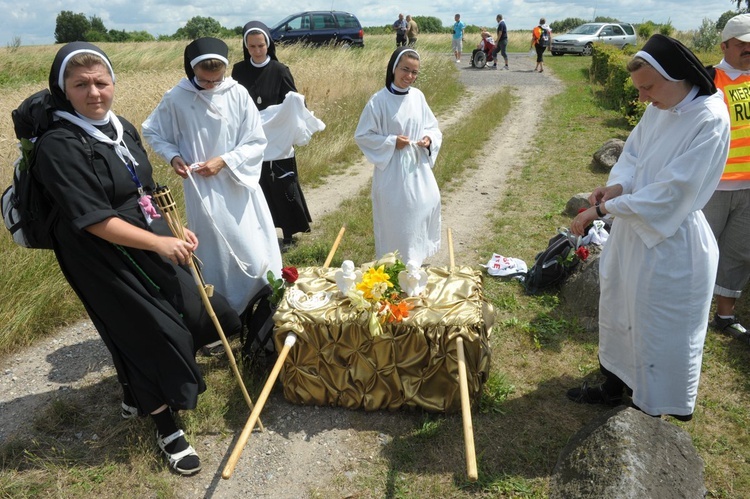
<box><xmin>323</xmin><ymin>226</ymin><xmax>346</xmax><ymax>267</ymax></box>
<box><xmin>456</xmin><ymin>336</ymin><xmax>478</xmax><ymax>481</ymax></box>
<box><xmin>447</xmin><ymin>226</ymin><xmax>477</xmax><ymax>480</ymax></box>
<box><xmin>152</xmin><ymin>186</ymin><xmax>262</xmax><ymax>431</ymax></box>
<box><xmin>222</xmin><ymin>333</ymin><xmax>297</xmax><ymax>479</ymax></box>
<box><xmin>448</xmin><ymin>228</ymin><xmax>455</xmax><ymax>270</ymax></box>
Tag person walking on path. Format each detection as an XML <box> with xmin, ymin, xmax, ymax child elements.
<box><xmin>566</xmin><ymin>35</ymin><xmax>730</xmax><ymax>421</ymax></box>
<box><xmin>492</xmin><ymin>14</ymin><xmax>509</xmax><ymax>70</ymax></box>
<box><xmin>452</xmin><ymin>14</ymin><xmax>466</xmax><ymax>63</ymax></box>
<box><xmin>703</xmin><ymin>13</ymin><xmax>750</xmax><ymax>338</ymax></box>
<box><xmin>406</xmin><ymin>15</ymin><xmax>419</xmax><ymax>47</ymax></box>
<box><xmin>393</xmin><ymin>13</ymin><xmax>408</xmax><ymax>47</ymax></box>
<box><xmin>531</xmin><ymin>18</ymin><xmax>552</xmax><ymax>73</ymax></box>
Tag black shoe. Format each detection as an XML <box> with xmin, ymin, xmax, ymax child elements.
<box><xmin>567</xmin><ymin>381</ymin><xmax>622</xmax><ymax>406</ymax></box>
<box><xmin>711</xmin><ymin>313</ymin><xmax>747</xmax><ymax>335</ymax></box>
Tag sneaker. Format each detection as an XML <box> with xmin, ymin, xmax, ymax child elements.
<box><xmin>712</xmin><ymin>313</ymin><xmax>747</xmax><ymax>335</ymax></box>
<box><xmin>503</xmin><ymin>65</ymin><xmax>509</xmax><ymax>70</ymax></box>
<box><xmin>490</xmin><ymin>65</ymin><xmax>497</xmax><ymax>70</ymax></box>
<box><xmin>566</xmin><ymin>381</ymin><xmax>622</xmax><ymax>406</ymax></box>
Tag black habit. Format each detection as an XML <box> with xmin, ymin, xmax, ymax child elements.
<box><xmin>35</xmin><ymin>117</ymin><xmax>241</xmax><ymax>415</ymax></box>
<box><xmin>232</xmin><ymin>21</ymin><xmax>312</xmax><ymax>239</ymax></box>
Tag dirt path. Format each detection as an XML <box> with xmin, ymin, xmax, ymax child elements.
<box><xmin>0</xmin><ymin>53</ymin><xmax>562</xmax><ymax>498</ymax></box>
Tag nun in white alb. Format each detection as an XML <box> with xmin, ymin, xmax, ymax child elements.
<box><xmin>142</xmin><ymin>38</ymin><xmax>282</xmax><ymax>314</ymax></box>
<box><xmin>567</xmin><ymin>35</ymin><xmax>731</xmax><ymax>420</ymax></box>
<box><xmin>355</xmin><ymin>47</ymin><xmax>442</xmax><ymax>265</ymax></box>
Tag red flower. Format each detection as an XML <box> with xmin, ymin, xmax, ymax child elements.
<box><xmin>281</xmin><ymin>266</ymin><xmax>299</xmax><ymax>283</ymax></box>
<box><xmin>575</xmin><ymin>246</ymin><xmax>589</xmax><ymax>261</ymax></box>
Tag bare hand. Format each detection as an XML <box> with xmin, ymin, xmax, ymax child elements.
<box><xmin>155</xmin><ymin>236</ymin><xmax>195</xmax><ymax>265</ymax></box>
<box><xmin>171</xmin><ymin>156</ymin><xmax>189</xmax><ymax>179</ymax></box>
<box><xmin>395</xmin><ymin>135</ymin><xmax>411</xmax><ymax>150</ymax></box>
<box><xmin>415</xmin><ymin>136</ymin><xmax>431</xmax><ymax>148</ymax></box>
<box><xmin>570</xmin><ymin>208</ymin><xmax>597</xmax><ymax>236</ymax></box>
<box><xmin>192</xmin><ymin>157</ymin><xmax>226</xmax><ymax>177</ymax></box>
<box><xmin>589</xmin><ymin>184</ymin><xmax>623</xmax><ymax>205</ymax></box>
<box><xmin>183</xmin><ymin>227</ymin><xmax>199</xmax><ymax>251</ymax></box>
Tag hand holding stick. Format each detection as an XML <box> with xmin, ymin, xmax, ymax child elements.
<box><xmin>152</xmin><ymin>185</ymin><xmax>262</xmax><ymax>431</ymax></box>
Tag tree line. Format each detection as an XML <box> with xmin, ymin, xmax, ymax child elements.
<box><xmin>54</xmin><ymin>12</ymin><xmax>242</xmax><ymax>43</ymax></box>
<box><xmin>53</xmin><ymin>10</ymin><xmax>748</xmax><ymax>45</ymax></box>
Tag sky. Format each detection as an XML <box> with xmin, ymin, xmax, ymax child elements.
<box><xmin>0</xmin><ymin>0</ymin><xmax>739</xmax><ymax>47</ymax></box>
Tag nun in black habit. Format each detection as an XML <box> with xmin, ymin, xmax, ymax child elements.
<box><xmin>33</xmin><ymin>41</ymin><xmax>241</xmax><ymax>475</ymax></box>
<box><xmin>232</xmin><ymin>21</ymin><xmax>312</xmax><ymax>248</ymax></box>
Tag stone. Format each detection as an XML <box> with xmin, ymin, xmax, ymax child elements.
<box><xmin>550</xmin><ymin>407</ymin><xmax>706</xmax><ymax>499</ymax></box>
<box><xmin>593</xmin><ymin>138</ymin><xmax>625</xmax><ymax>172</ymax></box>
<box><xmin>565</xmin><ymin>193</ymin><xmax>593</xmax><ymax>218</ymax></box>
<box><xmin>559</xmin><ymin>249</ymin><xmax>601</xmax><ymax>332</ymax></box>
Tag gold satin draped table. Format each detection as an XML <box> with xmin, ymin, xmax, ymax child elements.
<box><xmin>272</xmin><ymin>265</ymin><xmax>494</xmax><ymax>413</ymax></box>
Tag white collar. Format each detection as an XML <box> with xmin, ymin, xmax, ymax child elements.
<box><xmin>715</xmin><ymin>58</ymin><xmax>750</xmax><ymax>80</ymax></box>
<box><xmin>250</xmin><ymin>56</ymin><xmax>271</xmax><ymax>68</ymax></box>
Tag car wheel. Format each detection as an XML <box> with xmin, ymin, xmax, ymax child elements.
<box><xmin>551</xmin><ymin>51</ymin><xmax>562</xmax><ymax>56</ymax></box>
<box><xmin>581</xmin><ymin>43</ymin><xmax>593</xmax><ymax>56</ymax></box>
<box><xmin>339</xmin><ymin>39</ymin><xmax>352</xmax><ymax>49</ymax></box>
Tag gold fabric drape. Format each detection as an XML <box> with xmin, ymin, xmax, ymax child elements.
<box><xmin>272</xmin><ymin>265</ymin><xmax>494</xmax><ymax>413</ymax></box>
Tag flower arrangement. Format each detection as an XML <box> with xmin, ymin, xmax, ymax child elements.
<box><xmin>345</xmin><ymin>256</ymin><xmax>414</xmax><ymax>337</ymax></box>
<box><xmin>267</xmin><ymin>266</ymin><xmax>299</xmax><ymax>306</ymax></box>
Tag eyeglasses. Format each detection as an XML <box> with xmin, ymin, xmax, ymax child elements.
<box><xmin>398</xmin><ymin>66</ymin><xmax>419</xmax><ymax>76</ymax></box>
<box><xmin>195</xmin><ymin>76</ymin><xmax>225</xmax><ymax>87</ymax></box>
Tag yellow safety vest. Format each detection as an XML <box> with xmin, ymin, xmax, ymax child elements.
<box><xmin>715</xmin><ymin>69</ymin><xmax>750</xmax><ymax>181</ymax></box>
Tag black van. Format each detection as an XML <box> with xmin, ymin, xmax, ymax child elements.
<box><xmin>270</xmin><ymin>11</ymin><xmax>364</xmax><ymax>47</ymax></box>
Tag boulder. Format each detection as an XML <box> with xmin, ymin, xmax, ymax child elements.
<box><xmin>550</xmin><ymin>407</ymin><xmax>706</xmax><ymax>499</ymax></box>
<box><xmin>593</xmin><ymin>139</ymin><xmax>624</xmax><ymax>172</ymax></box>
<box><xmin>559</xmin><ymin>247</ymin><xmax>601</xmax><ymax>332</ymax></box>
<box><xmin>565</xmin><ymin>193</ymin><xmax>593</xmax><ymax>218</ymax></box>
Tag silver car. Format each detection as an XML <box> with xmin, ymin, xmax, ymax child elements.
<box><xmin>550</xmin><ymin>23</ymin><xmax>636</xmax><ymax>56</ymax></box>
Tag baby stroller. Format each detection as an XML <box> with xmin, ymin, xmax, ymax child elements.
<box><xmin>471</xmin><ymin>36</ymin><xmax>496</xmax><ymax>69</ymax></box>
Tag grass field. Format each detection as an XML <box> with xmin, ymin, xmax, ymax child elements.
<box><xmin>1</xmin><ymin>34</ymin><xmax>749</xmax><ymax>497</ymax></box>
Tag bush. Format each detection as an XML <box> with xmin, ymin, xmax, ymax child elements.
<box><xmin>637</xmin><ymin>22</ymin><xmax>654</xmax><ymax>40</ymax></box>
<box><xmin>590</xmin><ymin>44</ymin><xmax>639</xmax><ymax>120</ymax></box>
<box><xmin>693</xmin><ymin>18</ymin><xmax>721</xmax><ymax>52</ymax></box>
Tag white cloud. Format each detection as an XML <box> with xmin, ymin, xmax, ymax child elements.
<box><xmin>0</xmin><ymin>0</ymin><xmax>736</xmax><ymax>47</ymax></box>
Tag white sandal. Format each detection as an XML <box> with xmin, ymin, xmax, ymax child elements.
<box><xmin>156</xmin><ymin>429</ymin><xmax>201</xmax><ymax>475</ymax></box>
<box><xmin>121</xmin><ymin>402</ymin><xmax>138</xmax><ymax>420</ymax></box>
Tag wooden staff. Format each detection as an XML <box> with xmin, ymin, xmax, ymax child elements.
<box><xmin>447</xmin><ymin>227</ymin><xmax>478</xmax><ymax>481</ymax></box>
<box><xmin>222</xmin><ymin>332</ymin><xmax>297</xmax><ymax>479</ymax></box>
<box><xmin>323</xmin><ymin>226</ymin><xmax>346</xmax><ymax>267</ymax></box>
<box><xmin>152</xmin><ymin>185</ymin><xmax>262</xmax><ymax>431</ymax></box>
<box><xmin>456</xmin><ymin>336</ymin><xmax>478</xmax><ymax>481</ymax></box>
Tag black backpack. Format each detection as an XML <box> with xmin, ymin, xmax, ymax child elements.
<box><xmin>539</xmin><ymin>26</ymin><xmax>550</xmax><ymax>47</ymax></box>
<box><xmin>2</xmin><ymin>90</ymin><xmax>92</xmax><ymax>249</ymax></box>
<box><xmin>524</xmin><ymin>231</ymin><xmax>578</xmax><ymax>294</ymax></box>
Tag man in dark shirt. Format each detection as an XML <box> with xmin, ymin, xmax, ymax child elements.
<box><xmin>492</xmin><ymin>14</ymin><xmax>509</xmax><ymax>70</ymax></box>
<box><xmin>393</xmin><ymin>13</ymin><xmax>408</xmax><ymax>47</ymax></box>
